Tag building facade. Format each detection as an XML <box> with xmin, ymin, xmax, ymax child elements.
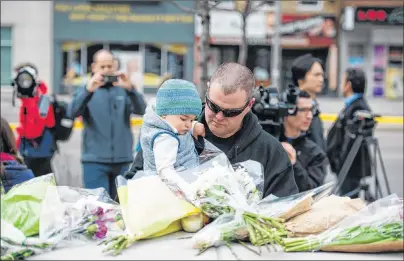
<box><xmin>340</xmin><ymin>0</ymin><xmax>403</xmax><ymax>99</ymax></box>
<box><xmin>1</xmin><ymin>1</ymin><xmax>195</xmax><ymax>94</ymax></box>
<box><xmin>53</xmin><ymin>0</ymin><xmax>195</xmax><ymax>94</ymax></box>
<box><xmin>1</xmin><ymin>1</ymin><xmax>53</xmax><ymax>89</ymax></box>
<box><xmin>194</xmin><ymin>0</ymin><xmax>340</xmax><ymax>94</ymax></box>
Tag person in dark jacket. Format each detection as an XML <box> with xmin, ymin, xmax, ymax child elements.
<box><xmin>327</xmin><ymin>68</ymin><xmax>372</xmax><ymax>197</ymax></box>
<box><xmin>279</xmin><ymin>91</ymin><xmax>329</xmax><ymax>192</ymax></box>
<box><xmin>1</xmin><ymin>117</ymin><xmax>34</xmax><ymax>193</ymax></box>
<box><xmin>291</xmin><ymin>54</ymin><xmax>326</xmax><ymax>152</ymax></box>
<box><xmin>68</xmin><ymin>49</ymin><xmax>146</xmax><ymax>200</ymax></box>
<box><xmin>131</xmin><ymin>63</ymin><xmax>299</xmax><ymax>198</ymax></box>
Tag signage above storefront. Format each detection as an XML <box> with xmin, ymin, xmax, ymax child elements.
<box><xmin>355</xmin><ymin>7</ymin><xmax>403</xmax><ymax>25</ymax></box>
<box><xmin>53</xmin><ymin>1</ymin><xmax>195</xmax><ymax>43</ymax></box>
<box><xmin>196</xmin><ymin>11</ymin><xmax>336</xmax><ymax>47</ymax></box>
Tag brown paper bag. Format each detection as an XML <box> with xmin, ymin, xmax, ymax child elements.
<box><xmin>286</xmin><ymin>195</ymin><xmax>366</xmax><ymax>236</ymax></box>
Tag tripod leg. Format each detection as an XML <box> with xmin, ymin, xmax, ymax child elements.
<box><xmin>370</xmin><ymin>141</ymin><xmax>382</xmax><ymax>199</ymax></box>
<box><xmin>333</xmin><ymin>136</ymin><xmax>364</xmax><ymax>195</ymax></box>
<box><xmin>375</xmin><ymin>139</ymin><xmax>392</xmax><ymax>196</ymax></box>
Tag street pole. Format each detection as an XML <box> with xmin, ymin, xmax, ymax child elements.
<box><xmin>270</xmin><ymin>0</ymin><xmax>282</xmax><ymax>91</ymax></box>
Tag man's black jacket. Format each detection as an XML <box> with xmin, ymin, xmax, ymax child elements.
<box><xmin>308</xmin><ymin>100</ymin><xmax>326</xmax><ymax>152</ymax></box>
<box><xmin>130</xmin><ymin>109</ymin><xmax>299</xmax><ymax>198</ymax></box>
<box><xmin>280</xmin><ymin>133</ymin><xmax>329</xmax><ymax>193</ymax></box>
<box><xmin>326</xmin><ymin>97</ymin><xmax>372</xmax><ymax>178</ymax></box>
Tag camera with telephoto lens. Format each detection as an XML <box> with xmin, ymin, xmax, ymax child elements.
<box><xmin>251</xmin><ymin>83</ymin><xmax>300</xmax><ymax>139</ymax></box>
<box><xmin>11</xmin><ymin>66</ymin><xmax>38</xmax><ymax>98</ymax></box>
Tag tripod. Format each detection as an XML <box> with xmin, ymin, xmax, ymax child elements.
<box><xmin>332</xmin><ymin>118</ymin><xmax>392</xmax><ymax>202</ymax></box>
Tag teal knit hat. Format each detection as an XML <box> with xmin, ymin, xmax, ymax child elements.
<box><xmin>156</xmin><ymin>79</ymin><xmax>202</xmax><ymax>116</ymax></box>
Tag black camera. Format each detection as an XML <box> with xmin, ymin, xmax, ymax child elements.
<box><xmin>11</xmin><ymin>66</ymin><xmax>38</xmax><ymax>98</ymax></box>
<box><xmin>103</xmin><ymin>74</ymin><xmax>118</xmax><ymax>86</ymax></box>
<box><xmin>347</xmin><ymin>110</ymin><xmax>379</xmax><ymax>138</ymax></box>
<box><xmin>252</xmin><ymin>84</ymin><xmax>300</xmax><ymax>138</ymax></box>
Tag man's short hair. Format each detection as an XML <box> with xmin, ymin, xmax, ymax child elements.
<box><xmin>291</xmin><ymin>54</ymin><xmax>323</xmax><ymax>86</ymax></box>
<box><xmin>210</xmin><ymin>62</ymin><xmax>255</xmax><ymax>99</ymax></box>
<box><xmin>93</xmin><ymin>49</ymin><xmax>114</xmax><ymax>63</ymax></box>
<box><xmin>346</xmin><ymin>67</ymin><xmax>366</xmax><ymax>94</ymax></box>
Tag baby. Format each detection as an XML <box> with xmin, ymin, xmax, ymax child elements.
<box><xmin>140</xmin><ymin>79</ymin><xmax>204</xmax><ymax>193</ymax></box>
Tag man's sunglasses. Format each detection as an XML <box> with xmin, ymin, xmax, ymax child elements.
<box><xmin>206</xmin><ymin>95</ymin><xmax>250</xmax><ymax>118</ymax></box>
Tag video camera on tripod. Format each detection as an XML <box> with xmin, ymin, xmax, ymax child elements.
<box><xmin>251</xmin><ymin>84</ymin><xmax>300</xmax><ymax>139</ymax></box>
<box><xmin>333</xmin><ymin>110</ymin><xmax>392</xmax><ymax>202</ymax></box>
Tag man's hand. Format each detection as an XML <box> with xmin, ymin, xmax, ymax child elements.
<box><xmin>114</xmin><ymin>72</ymin><xmax>133</xmax><ymax>91</ymax></box>
<box><xmin>281</xmin><ymin>142</ymin><xmax>297</xmax><ymax>165</ymax></box>
<box><xmin>193</xmin><ymin>123</ymin><xmax>205</xmax><ymax>138</ymax></box>
<box><xmin>86</xmin><ymin>72</ymin><xmax>104</xmax><ymax>92</ymax></box>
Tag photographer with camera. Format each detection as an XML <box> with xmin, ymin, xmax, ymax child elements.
<box><xmin>327</xmin><ymin>68</ymin><xmax>372</xmax><ymax>197</ymax></box>
<box><xmin>279</xmin><ymin>91</ymin><xmax>329</xmax><ymax>192</ymax></box>
<box><xmin>291</xmin><ymin>54</ymin><xmax>326</xmax><ymax>152</ymax></box>
<box><xmin>13</xmin><ymin>63</ymin><xmax>56</xmax><ymax>177</ymax></box>
<box><xmin>68</xmin><ymin>49</ymin><xmax>146</xmax><ymax>199</ymax></box>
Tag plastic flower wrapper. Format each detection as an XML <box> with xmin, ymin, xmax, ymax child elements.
<box><xmin>172</xmin><ymin>145</ymin><xmax>287</xmax><ymax>252</ymax></box>
<box><xmin>1</xmin><ymin>174</ymin><xmax>57</xmax><ymax>237</ymax></box>
<box><xmin>254</xmin><ymin>182</ymin><xmax>335</xmax><ymax>221</ymax></box>
<box><xmin>39</xmin><ymin>186</ymin><xmax>123</xmax><ymax>245</ymax></box>
<box><xmin>282</xmin><ymin>194</ymin><xmax>404</xmax><ymax>253</ymax></box>
<box><xmin>101</xmin><ymin>174</ymin><xmax>201</xmax><ymax>256</ymax></box>
<box><xmin>231</xmin><ymin>161</ymin><xmax>265</xmax><ymax>205</ymax></box>
<box><xmin>191</xmin><ymin>210</ymin><xmax>288</xmax><ymax>254</ymax></box>
<box><xmin>191</xmin><ymin>213</ymin><xmax>249</xmax><ymax>253</ymax></box>
<box><xmin>1</xmin><ymin>219</ymin><xmax>60</xmax><ymax>260</ymax></box>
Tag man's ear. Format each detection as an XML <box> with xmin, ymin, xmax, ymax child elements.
<box><xmin>298</xmin><ymin>79</ymin><xmax>305</xmax><ymax>89</ymax></box>
<box><xmin>249</xmin><ymin>97</ymin><xmax>256</xmax><ymax>107</ymax></box>
<box><xmin>346</xmin><ymin>81</ymin><xmax>352</xmax><ymax>92</ymax></box>
<box><xmin>207</xmin><ymin>81</ymin><xmax>210</xmax><ymax>88</ymax></box>
<box><xmin>91</xmin><ymin>62</ymin><xmax>96</xmax><ymax>73</ymax></box>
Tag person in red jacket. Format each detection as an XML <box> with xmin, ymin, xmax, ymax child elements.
<box><xmin>14</xmin><ymin>63</ymin><xmax>56</xmax><ymax>177</ymax></box>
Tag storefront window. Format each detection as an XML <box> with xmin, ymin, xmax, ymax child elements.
<box><xmin>60</xmin><ymin>41</ymin><xmax>188</xmax><ymax>93</ymax></box>
<box><xmin>347</xmin><ymin>44</ymin><xmax>365</xmax><ymax>68</ymax></box>
<box><xmin>385</xmin><ymin>46</ymin><xmax>403</xmax><ymax>99</ymax></box>
<box><xmin>167</xmin><ymin>44</ymin><xmax>187</xmax><ymax>79</ymax></box>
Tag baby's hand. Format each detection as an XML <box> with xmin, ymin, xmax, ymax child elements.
<box><xmin>193</xmin><ymin>123</ymin><xmax>205</xmax><ymax>138</ymax></box>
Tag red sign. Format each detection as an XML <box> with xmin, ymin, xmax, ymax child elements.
<box><xmin>355</xmin><ymin>7</ymin><xmax>403</xmax><ymax>25</ymax></box>
<box><xmin>357</xmin><ymin>9</ymin><xmax>387</xmax><ymax>22</ymax></box>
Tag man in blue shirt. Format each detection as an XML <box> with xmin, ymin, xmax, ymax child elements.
<box><xmin>69</xmin><ymin>49</ymin><xmax>146</xmax><ymax>200</ymax></box>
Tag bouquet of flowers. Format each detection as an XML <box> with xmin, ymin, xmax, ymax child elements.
<box><xmin>282</xmin><ymin>194</ymin><xmax>404</xmax><ymax>253</ymax></box>
<box><xmin>39</xmin><ymin>186</ymin><xmax>124</xmax><ymax>243</ymax></box>
<box><xmin>185</xmin><ymin>157</ymin><xmax>287</xmax><ymax>253</ymax></box>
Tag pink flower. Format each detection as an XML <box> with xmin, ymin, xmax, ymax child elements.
<box><xmin>94</xmin><ymin>207</ymin><xmax>104</xmax><ymax>217</ymax></box>
<box><xmin>95</xmin><ymin>224</ymin><xmax>108</xmax><ymax>239</ymax></box>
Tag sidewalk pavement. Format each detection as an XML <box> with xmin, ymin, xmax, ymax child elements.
<box><xmin>316</xmin><ymin>97</ymin><xmax>404</xmax><ymax>117</ymax></box>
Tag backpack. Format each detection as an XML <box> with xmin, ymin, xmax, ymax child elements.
<box><xmin>52</xmin><ymin>95</ymin><xmax>74</xmax><ymax>142</ymax></box>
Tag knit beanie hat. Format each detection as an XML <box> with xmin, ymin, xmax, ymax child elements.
<box><xmin>156</xmin><ymin>79</ymin><xmax>202</xmax><ymax>116</ymax></box>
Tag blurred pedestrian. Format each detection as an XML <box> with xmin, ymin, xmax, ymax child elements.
<box><xmin>68</xmin><ymin>49</ymin><xmax>146</xmax><ymax>200</ymax></box>
<box><xmin>291</xmin><ymin>54</ymin><xmax>326</xmax><ymax>152</ymax></box>
<box><xmin>327</xmin><ymin>68</ymin><xmax>372</xmax><ymax>197</ymax></box>
<box><xmin>1</xmin><ymin>117</ymin><xmax>35</xmax><ymax>193</ymax></box>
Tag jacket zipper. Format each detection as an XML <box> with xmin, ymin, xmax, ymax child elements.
<box><xmin>234</xmin><ymin>145</ymin><xmax>239</xmax><ymax>162</ymax></box>
<box><xmin>107</xmin><ymin>88</ymin><xmax>114</xmax><ymax>163</ymax></box>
